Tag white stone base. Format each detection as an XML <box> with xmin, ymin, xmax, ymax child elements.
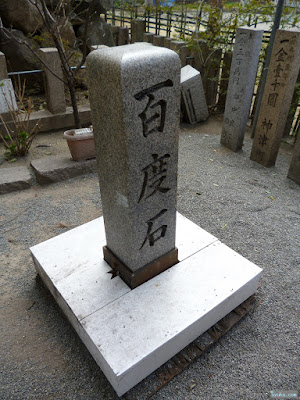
<box><xmin>30</xmin><ymin>213</ymin><xmax>262</xmax><ymax>397</ymax></box>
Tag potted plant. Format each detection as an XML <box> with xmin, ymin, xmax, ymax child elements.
<box><xmin>63</xmin><ymin>126</ymin><xmax>96</xmax><ymax>161</ymax></box>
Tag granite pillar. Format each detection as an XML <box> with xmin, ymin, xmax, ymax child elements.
<box><xmin>221</xmin><ymin>27</ymin><xmax>263</xmax><ymax>151</ymax></box>
<box><xmin>39</xmin><ymin>48</ymin><xmax>66</xmax><ymax>114</ymax></box>
<box><xmin>0</xmin><ymin>52</ymin><xmax>8</xmax><ymax>80</ymax></box>
<box><xmin>131</xmin><ymin>20</ymin><xmax>146</xmax><ymax>43</ymax></box>
<box><xmin>87</xmin><ymin>44</ymin><xmax>181</xmax><ymax>288</ymax></box>
<box><xmin>287</xmin><ymin>136</ymin><xmax>300</xmax><ymax>185</ymax></box>
<box><xmin>250</xmin><ymin>29</ymin><xmax>300</xmax><ymax>167</ymax></box>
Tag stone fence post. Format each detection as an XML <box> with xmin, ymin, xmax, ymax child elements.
<box><xmin>131</xmin><ymin>19</ymin><xmax>146</xmax><ymax>43</ymax></box>
<box><xmin>39</xmin><ymin>48</ymin><xmax>66</xmax><ymax>114</ymax></box>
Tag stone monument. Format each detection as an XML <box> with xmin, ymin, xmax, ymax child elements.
<box><xmin>180</xmin><ymin>65</ymin><xmax>209</xmax><ymax>124</ymax></box>
<box><xmin>250</xmin><ymin>28</ymin><xmax>300</xmax><ymax>167</ymax></box>
<box><xmin>87</xmin><ymin>44</ymin><xmax>180</xmax><ymax>288</ymax></box>
<box><xmin>30</xmin><ymin>43</ymin><xmax>262</xmax><ymax>398</ymax></box>
<box><xmin>221</xmin><ymin>27</ymin><xmax>264</xmax><ymax>151</ymax></box>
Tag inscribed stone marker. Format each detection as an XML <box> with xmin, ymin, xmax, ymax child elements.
<box><xmin>180</xmin><ymin>65</ymin><xmax>208</xmax><ymax>124</ymax></box>
<box><xmin>87</xmin><ymin>44</ymin><xmax>181</xmax><ymax>288</ymax></box>
<box><xmin>250</xmin><ymin>28</ymin><xmax>300</xmax><ymax>167</ymax></box>
<box><xmin>221</xmin><ymin>27</ymin><xmax>263</xmax><ymax>151</ymax></box>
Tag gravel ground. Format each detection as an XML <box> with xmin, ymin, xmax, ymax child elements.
<box><xmin>1</xmin><ymin>120</ymin><xmax>299</xmax><ymax>400</ymax></box>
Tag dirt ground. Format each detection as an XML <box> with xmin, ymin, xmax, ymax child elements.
<box><xmin>1</xmin><ymin>116</ymin><xmax>299</xmax><ymax>399</ymax></box>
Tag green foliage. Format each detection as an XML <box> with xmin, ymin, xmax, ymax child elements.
<box><xmin>0</xmin><ymin>77</ymin><xmax>41</xmax><ymax>159</ymax></box>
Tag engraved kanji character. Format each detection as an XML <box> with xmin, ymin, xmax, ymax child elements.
<box><xmin>139</xmin><ymin>153</ymin><xmax>170</xmax><ymax>202</ymax></box>
<box><xmin>233</xmin><ymin>67</ymin><xmax>240</xmax><ymax>76</ymax></box>
<box><xmin>275</xmin><ymin>48</ymin><xmax>288</xmax><ymax>62</ymax></box>
<box><xmin>268</xmin><ymin>93</ymin><xmax>278</xmax><ymax>107</ymax></box>
<box><xmin>271</xmin><ymin>79</ymin><xmax>281</xmax><ymax>91</ymax></box>
<box><xmin>134</xmin><ymin>80</ymin><xmax>173</xmax><ymax>137</ymax></box>
<box><xmin>273</xmin><ymin>63</ymin><xmax>283</xmax><ymax>78</ymax></box>
<box><xmin>261</xmin><ymin>118</ymin><xmax>273</xmax><ymax>133</ymax></box>
<box><xmin>140</xmin><ymin>209</ymin><xmax>167</xmax><ymax>249</ymax></box>
<box><xmin>258</xmin><ymin>134</ymin><xmax>268</xmax><ymax>147</ymax></box>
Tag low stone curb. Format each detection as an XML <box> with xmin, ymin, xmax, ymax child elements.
<box><xmin>0</xmin><ymin>156</ymin><xmax>97</xmax><ymax>194</ymax></box>
<box><xmin>31</xmin><ymin>156</ymin><xmax>97</xmax><ymax>185</ymax></box>
<box><xmin>0</xmin><ymin>166</ymin><xmax>32</xmax><ymax>194</ymax></box>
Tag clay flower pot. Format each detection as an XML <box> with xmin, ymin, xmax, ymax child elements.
<box><xmin>64</xmin><ymin>127</ymin><xmax>96</xmax><ymax>161</ymax></box>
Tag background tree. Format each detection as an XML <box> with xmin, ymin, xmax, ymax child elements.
<box><xmin>0</xmin><ymin>0</ymin><xmax>113</xmax><ymax>128</ymax></box>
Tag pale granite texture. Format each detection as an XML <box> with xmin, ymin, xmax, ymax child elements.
<box><xmin>87</xmin><ymin>44</ymin><xmax>181</xmax><ymax>272</ymax></box>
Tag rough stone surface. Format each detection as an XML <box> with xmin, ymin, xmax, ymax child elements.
<box><xmin>164</xmin><ymin>37</ymin><xmax>173</xmax><ymax>48</ymax></box>
<box><xmin>118</xmin><ymin>27</ymin><xmax>129</xmax><ymax>45</ymax></box>
<box><xmin>0</xmin><ymin>29</ymin><xmax>41</xmax><ymax>76</ymax></box>
<box><xmin>39</xmin><ymin>48</ymin><xmax>66</xmax><ymax>114</ymax></box>
<box><xmin>0</xmin><ymin>79</ymin><xmax>17</xmax><ymax>114</ymax></box>
<box><xmin>180</xmin><ymin>65</ymin><xmax>209</xmax><ymax>124</ymax></box>
<box><xmin>131</xmin><ymin>20</ymin><xmax>146</xmax><ymax>43</ymax></box>
<box><xmin>0</xmin><ymin>166</ymin><xmax>32</xmax><ymax>194</ymax></box>
<box><xmin>0</xmin><ymin>52</ymin><xmax>8</xmax><ymax>80</ymax></box>
<box><xmin>78</xmin><ymin>15</ymin><xmax>115</xmax><ymax>49</ymax></box>
<box><xmin>30</xmin><ymin>155</ymin><xmax>96</xmax><ymax>184</ymax></box>
<box><xmin>0</xmin><ymin>0</ymin><xmax>44</xmax><ymax>34</ymax></box>
<box><xmin>143</xmin><ymin>32</ymin><xmax>154</xmax><ymax>43</ymax></box>
<box><xmin>221</xmin><ymin>27</ymin><xmax>263</xmax><ymax>152</ymax></box>
<box><xmin>87</xmin><ymin>43</ymin><xmax>181</xmax><ymax>273</ymax></box>
<box><xmin>250</xmin><ymin>28</ymin><xmax>300</xmax><ymax>167</ymax></box>
<box><xmin>287</xmin><ymin>135</ymin><xmax>300</xmax><ymax>185</ymax></box>
<box><xmin>153</xmin><ymin>35</ymin><xmax>165</xmax><ymax>47</ymax></box>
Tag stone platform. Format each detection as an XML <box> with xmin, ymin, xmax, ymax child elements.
<box><xmin>30</xmin><ymin>213</ymin><xmax>262</xmax><ymax>397</ymax></box>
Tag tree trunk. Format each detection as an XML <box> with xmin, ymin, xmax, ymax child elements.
<box><xmin>67</xmin><ymin>78</ymin><xmax>81</xmax><ymax>129</ymax></box>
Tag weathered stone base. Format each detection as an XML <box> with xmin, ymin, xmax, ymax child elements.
<box><xmin>30</xmin><ymin>213</ymin><xmax>262</xmax><ymax>397</ymax></box>
<box><xmin>103</xmin><ymin>245</ymin><xmax>178</xmax><ymax>289</ymax></box>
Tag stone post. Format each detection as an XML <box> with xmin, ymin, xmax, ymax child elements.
<box><xmin>181</xmin><ymin>65</ymin><xmax>209</xmax><ymax>124</ymax></box>
<box><xmin>39</xmin><ymin>48</ymin><xmax>66</xmax><ymax>114</ymax></box>
<box><xmin>153</xmin><ymin>35</ymin><xmax>165</xmax><ymax>47</ymax></box>
<box><xmin>164</xmin><ymin>37</ymin><xmax>173</xmax><ymax>48</ymax></box>
<box><xmin>221</xmin><ymin>27</ymin><xmax>263</xmax><ymax>152</ymax></box>
<box><xmin>143</xmin><ymin>32</ymin><xmax>154</xmax><ymax>43</ymax></box>
<box><xmin>287</xmin><ymin>135</ymin><xmax>300</xmax><ymax>185</ymax></box>
<box><xmin>0</xmin><ymin>52</ymin><xmax>8</xmax><ymax>80</ymax></box>
<box><xmin>87</xmin><ymin>44</ymin><xmax>181</xmax><ymax>288</ymax></box>
<box><xmin>250</xmin><ymin>29</ymin><xmax>300</xmax><ymax>167</ymax></box>
<box><xmin>119</xmin><ymin>27</ymin><xmax>129</xmax><ymax>45</ymax></box>
<box><xmin>131</xmin><ymin>20</ymin><xmax>146</xmax><ymax>43</ymax></box>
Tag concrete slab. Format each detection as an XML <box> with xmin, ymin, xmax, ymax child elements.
<box><xmin>30</xmin><ymin>213</ymin><xmax>262</xmax><ymax>397</ymax></box>
<box><xmin>31</xmin><ymin>155</ymin><xmax>97</xmax><ymax>184</ymax></box>
<box><xmin>0</xmin><ymin>105</ymin><xmax>91</xmax><ymax>134</ymax></box>
<box><xmin>0</xmin><ymin>166</ymin><xmax>32</xmax><ymax>194</ymax></box>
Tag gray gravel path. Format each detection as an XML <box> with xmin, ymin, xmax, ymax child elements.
<box><xmin>1</xmin><ymin>127</ymin><xmax>299</xmax><ymax>400</ymax></box>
